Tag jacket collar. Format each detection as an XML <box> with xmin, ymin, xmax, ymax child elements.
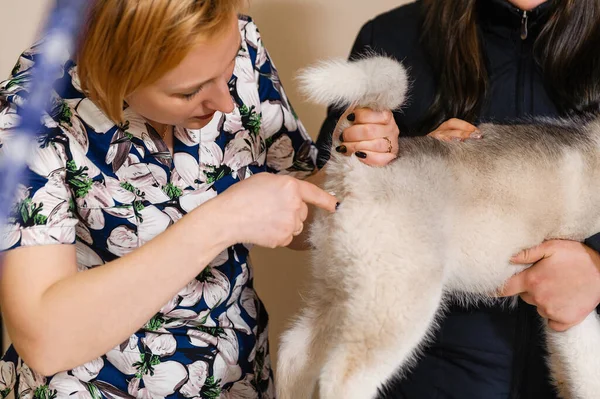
<box><xmin>477</xmin><ymin>0</ymin><xmax>553</xmax><ymax>40</ymax></box>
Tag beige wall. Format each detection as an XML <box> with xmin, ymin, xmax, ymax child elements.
<box><xmin>0</xmin><ymin>0</ymin><xmax>413</xmax><ymax>373</ymax></box>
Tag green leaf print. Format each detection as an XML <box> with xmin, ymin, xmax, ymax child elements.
<box><xmin>239</xmin><ymin>104</ymin><xmax>261</xmax><ymax>135</ymax></box>
<box><xmin>196</xmin><ymin>266</ymin><xmax>213</xmax><ymax>283</ymax></box>
<box><xmin>196</xmin><ymin>326</ymin><xmax>226</xmax><ymax>338</ymax></box>
<box><xmin>16</xmin><ymin>198</ymin><xmax>46</xmax><ymax>227</ymax></box>
<box><xmin>66</xmin><ymin>160</ymin><xmax>93</xmax><ymax>198</ymax></box>
<box><xmin>162</xmin><ymin>183</ymin><xmax>182</xmax><ymax>200</ymax></box>
<box><xmin>145</xmin><ymin>314</ymin><xmax>166</xmax><ymax>331</ymax></box>
<box><xmin>5</xmin><ymin>75</ymin><xmax>29</xmax><ymax>91</ymax></box>
<box><xmin>205</xmin><ymin>165</ymin><xmax>232</xmax><ymax>184</ymax></box>
<box><xmin>11</xmin><ymin>61</ymin><xmax>21</xmax><ymax>76</ymax></box>
<box><xmin>32</xmin><ymin>385</ymin><xmax>58</xmax><ymax>399</ymax></box>
<box><xmin>133</xmin><ymin>353</ymin><xmax>161</xmax><ymax>379</ymax></box>
<box><xmin>0</xmin><ymin>388</ymin><xmax>11</xmax><ymax>399</ymax></box>
<box><xmin>84</xmin><ymin>383</ymin><xmax>102</xmax><ymax>399</ymax></box>
<box><xmin>56</xmin><ymin>100</ymin><xmax>73</xmax><ymax>126</ymax></box>
<box><xmin>120</xmin><ymin>182</ymin><xmax>136</xmax><ymax>193</ymax></box>
<box><xmin>120</xmin><ymin>182</ymin><xmax>146</xmax><ymax>200</ymax></box>
<box><xmin>200</xmin><ymin>376</ymin><xmax>221</xmax><ymax>399</ymax></box>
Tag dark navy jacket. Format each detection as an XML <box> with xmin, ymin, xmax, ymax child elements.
<box><xmin>317</xmin><ymin>1</ymin><xmax>600</xmax><ymax>397</ymax></box>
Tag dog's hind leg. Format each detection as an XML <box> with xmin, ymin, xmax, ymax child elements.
<box><xmin>276</xmin><ymin>305</ymin><xmax>333</xmax><ymax>399</ymax></box>
<box><xmin>546</xmin><ymin>312</ymin><xmax>600</xmax><ymax>399</ymax></box>
<box><xmin>317</xmin><ymin>268</ymin><xmax>445</xmax><ymax>399</ymax></box>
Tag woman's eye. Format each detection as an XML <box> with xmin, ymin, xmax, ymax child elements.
<box><xmin>180</xmin><ymin>87</ymin><xmax>202</xmax><ymax>101</ymax></box>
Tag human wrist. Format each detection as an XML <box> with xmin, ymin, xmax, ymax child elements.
<box><xmin>190</xmin><ymin>194</ymin><xmax>240</xmax><ymax>249</ymax></box>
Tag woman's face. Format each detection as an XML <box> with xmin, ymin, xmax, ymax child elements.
<box><xmin>126</xmin><ymin>14</ymin><xmax>241</xmax><ymax>130</ymax></box>
<box><xmin>506</xmin><ymin>0</ymin><xmax>548</xmax><ymax>11</ymax></box>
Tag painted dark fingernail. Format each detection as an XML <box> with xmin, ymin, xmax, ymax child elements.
<box><xmin>335</xmin><ymin>145</ymin><xmax>347</xmax><ymax>153</ymax></box>
<box><xmin>347</xmin><ymin>113</ymin><xmax>355</xmax><ymax>122</ymax></box>
<box><xmin>339</xmin><ymin>132</ymin><xmax>345</xmax><ymax>142</ymax></box>
<box><xmin>355</xmin><ymin>151</ymin><xmax>367</xmax><ymax>159</ymax></box>
<box><xmin>335</xmin><ymin>202</ymin><xmax>341</xmax><ymax>211</ymax></box>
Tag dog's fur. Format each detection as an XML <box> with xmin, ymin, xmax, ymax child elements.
<box><xmin>276</xmin><ymin>56</ymin><xmax>600</xmax><ymax>399</ymax></box>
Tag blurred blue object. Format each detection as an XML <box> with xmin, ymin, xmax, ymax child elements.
<box><xmin>0</xmin><ymin>0</ymin><xmax>91</xmax><ymax>250</ymax></box>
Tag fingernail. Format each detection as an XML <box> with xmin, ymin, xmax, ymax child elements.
<box><xmin>451</xmin><ymin>137</ymin><xmax>463</xmax><ymax>142</ymax></box>
<box><xmin>347</xmin><ymin>113</ymin><xmax>355</xmax><ymax>122</ymax></box>
<box><xmin>470</xmin><ymin>131</ymin><xmax>483</xmax><ymax>139</ymax></box>
<box><xmin>335</xmin><ymin>202</ymin><xmax>341</xmax><ymax>211</ymax></box>
<box><xmin>355</xmin><ymin>151</ymin><xmax>367</xmax><ymax>159</ymax></box>
<box><xmin>339</xmin><ymin>132</ymin><xmax>345</xmax><ymax>142</ymax></box>
<box><xmin>328</xmin><ymin>191</ymin><xmax>336</xmax><ymax>197</ymax></box>
<box><xmin>335</xmin><ymin>145</ymin><xmax>347</xmax><ymax>154</ymax></box>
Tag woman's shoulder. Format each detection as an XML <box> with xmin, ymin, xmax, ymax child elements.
<box><xmin>371</xmin><ymin>0</ymin><xmax>423</xmax><ymax>27</ymax></box>
<box><xmin>366</xmin><ymin>1</ymin><xmax>424</xmax><ymax>45</ymax></box>
<box><xmin>351</xmin><ymin>1</ymin><xmax>425</xmax><ymax>62</ymax></box>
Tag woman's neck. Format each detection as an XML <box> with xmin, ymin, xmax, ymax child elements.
<box><xmin>506</xmin><ymin>0</ymin><xmax>548</xmax><ymax>11</ymax></box>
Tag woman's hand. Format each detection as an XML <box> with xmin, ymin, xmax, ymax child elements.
<box><xmin>220</xmin><ymin>173</ymin><xmax>338</xmax><ymax>248</ymax></box>
<box><xmin>428</xmin><ymin>118</ymin><xmax>481</xmax><ymax>142</ymax></box>
<box><xmin>500</xmin><ymin>240</ymin><xmax>600</xmax><ymax>331</ymax></box>
<box><xmin>334</xmin><ymin>108</ymin><xmax>400</xmax><ymax>166</ymax></box>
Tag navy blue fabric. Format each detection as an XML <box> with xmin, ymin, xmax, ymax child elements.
<box><xmin>317</xmin><ymin>1</ymin><xmax>600</xmax><ymax>398</ymax></box>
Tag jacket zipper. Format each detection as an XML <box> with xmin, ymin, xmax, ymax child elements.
<box><xmin>520</xmin><ymin>10</ymin><xmax>528</xmax><ymax>40</ymax></box>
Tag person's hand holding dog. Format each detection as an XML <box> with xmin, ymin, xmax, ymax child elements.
<box><xmin>335</xmin><ymin>108</ymin><xmax>400</xmax><ymax>166</ymax></box>
<box><xmin>500</xmin><ymin>240</ymin><xmax>600</xmax><ymax>332</ymax></box>
<box><xmin>428</xmin><ymin>118</ymin><xmax>481</xmax><ymax>141</ymax></box>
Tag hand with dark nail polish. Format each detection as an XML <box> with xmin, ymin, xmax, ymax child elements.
<box><xmin>355</xmin><ymin>151</ymin><xmax>367</xmax><ymax>159</ymax></box>
<box><xmin>336</xmin><ymin>145</ymin><xmax>347</xmax><ymax>153</ymax></box>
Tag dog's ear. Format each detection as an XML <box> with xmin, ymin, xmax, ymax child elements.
<box><xmin>296</xmin><ymin>55</ymin><xmax>409</xmax><ymax>111</ymax></box>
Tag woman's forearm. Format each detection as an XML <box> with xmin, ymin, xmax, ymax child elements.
<box><xmin>1</xmin><ymin>196</ymin><xmax>235</xmax><ymax>375</ymax></box>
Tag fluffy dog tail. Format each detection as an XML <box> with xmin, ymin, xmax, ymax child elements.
<box><xmin>296</xmin><ymin>55</ymin><xmax>409</xmax><ymax>112</ymax></box>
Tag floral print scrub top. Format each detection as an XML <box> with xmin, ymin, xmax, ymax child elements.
<box><xmin>0</xmin><ymin>16</ymin><xmax>317</xmax><ymax>399</ymax></box>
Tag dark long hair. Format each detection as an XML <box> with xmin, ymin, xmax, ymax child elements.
<box><xmin>420</xmin><ymin>0</ymin><xmax>600</xmax><ymax>132</ymax></box>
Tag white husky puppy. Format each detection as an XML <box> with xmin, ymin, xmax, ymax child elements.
<box><xmin>276</xmin><ymin>56</ymin><xmax>600</xmax><ymax>399</ymax></box>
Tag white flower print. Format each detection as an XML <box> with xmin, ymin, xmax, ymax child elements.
<box><xmin>179</xmin><ymin>361</ymin><xmax>209</xmax><ymax>398</ymax></box>
<box><xmin>75</xmin><ymin>241</ymin><xmax>104</xmax><ymax>271</ymax></box>
<box><xmin>77</xmin><ymin>181</ymin><xmax>115</xmax><ymax>230</ymax></box>
<box><xmin>179</xmin><ymin>265</ymin><xmax>231</xmax><ymax>308</ymax></box>
<box><xmin>17</xmin><ymin>363</ymin><xmax>48</xmax><ymax>399</ymax></box>
<box><xmin>223</xmin><ymin>130</ymin><xmax>266</xmax><ymax>177</ymax></box>
<box><xmin>76</xmin><ymin>97</ymin><xmax>115</xmax><ymax>134</ymax></box>
<box><xmin>72</xmin><ymin>357</ymin><xmax>104</xmax><ymax>382</ymax></box>
<box><xmin>266</xmin><ymin>134</ymin><xmax>295</xmax><ymax>171</ymax></box>
<box><xmin>188</xmin><ymin>328</ymin><xmax>242</xmax><ymax>386</ymax></box>
<box><xmin>173</xmin><ymin>152</ymin><xmax>201</xmax><ymax>188</ymax></box>
<box><xmin>137</xmin><ymin>205</ymin><xmax>171</xmax><ymax>244</ymax></box>
<box><xmin>221</xmin><ymin>375</ymin><xmax>259</xmax><ymax>399</ymax></box>
<box><xmin>50</xmin><ymin>372</ymin><xmax>99</xmax><ymax>399</ymax></box>
<box><xmin>179</xmin><ymin>186</ymin><xmax>217</xmax><ymax>213</ymax></box>
<box><xmin>174</xmin><ymin>126</ymin><xmax>200</xmax><ymax>146</ymax></box>
<box><xmin>261</xmin><ymin>100</ymin><xmax>298</xmax><ymax>140</ymax></box>
<box><xmin>142</xmin><ymin>333</ymin><xmax>177</xmax><ymax>357</ymax></box>
<box><xmin>0</xmin><ymin>361</ymin><xmax>15</xmax><ymax>396</ymax></box>
<box><xmin>240</xmin><ymin>287</ymin><xmax>258</xmax><ymax>319</ymax></box>
<box><xmin>3</xmin><ymin>175</ymin><xmax>78</xmax><ymax>249</ymax></box>
<box><xmin>227</xmin><ymin>262</ymin><xmax>249</xmax><ymax>307</ymax></box>
<box><xmin>114</xmin><ymin>163</ymin><xmax>171</xmax><ymax>204</ymax></box>
<box><xmin>0</xmin><ymin>103</ymin><xmax>19</xmax><ymax>129</ymax></box>
<box><xmin>220</xmin><ymin>303</ymin><xmax>253</xmax><ymax>335</ymax></box>
<box><xmin>107</xmin><ymin>335</ymin><xmax>188</xmax><ymax>398</ymax></box>
<box><xmin>107</xmin><ymin>225</ymin><xmax>138</xmax><ymax>257</ymax></box>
